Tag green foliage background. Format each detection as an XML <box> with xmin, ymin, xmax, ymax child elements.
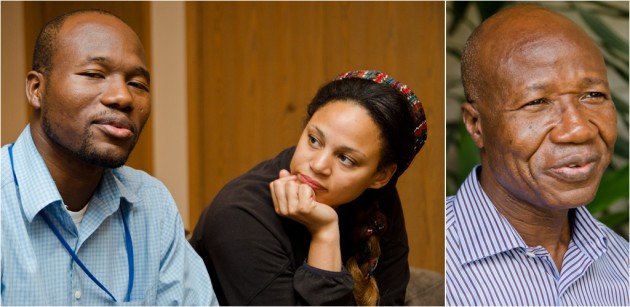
<box><xmin>446</xmin><ymin>1</ymin><xmax>629</xmax><ymax>238</ymax></box>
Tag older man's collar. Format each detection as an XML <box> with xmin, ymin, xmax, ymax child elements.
<box><xmin>454</xmin><ymin>165</ymin><xmax>610</xmax><ymax>265</ymax></box>
<box><xmin>454</xmin><ymin>165</ymin><xmax>526</xmax><ymax>265</ymax></box>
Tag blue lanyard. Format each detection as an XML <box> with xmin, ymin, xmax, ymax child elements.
<box><xmin>8</xmin><ymin>144</ymin><xmax>134</xmax><ymax>302</ymax></box>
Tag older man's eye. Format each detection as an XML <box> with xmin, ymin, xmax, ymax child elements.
<box><xmin>584</xmin><ymin>92</ymin><xmax>607</xmax><ymax>101</ymax></box>
<box><xmin>522</xmin><ymin>98</ymin><xmax>548</xmax><ymax>108</ymax></box>
<box><xmin>587</xmin><ymin>92</ymin><xmax>605</xmax><ymax>97</ymax></box>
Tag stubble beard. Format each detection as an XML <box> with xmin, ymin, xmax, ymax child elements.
<box><xmin>41</xmin><ymin>109</ymin><xmax>137</xmax><ymax>169</ymax></box>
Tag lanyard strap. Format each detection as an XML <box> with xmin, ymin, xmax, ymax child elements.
<box><xmin>8</xmin><ymin>144</ymin><xmax>134</xmax><ymax>302</ymax></box>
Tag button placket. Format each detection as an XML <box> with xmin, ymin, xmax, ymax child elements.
<box><xmin>71</xmin><ymin>258</ymin><xmax>84</xmax><ymax>303</ymax></box>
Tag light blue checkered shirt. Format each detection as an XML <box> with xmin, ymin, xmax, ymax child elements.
<box><xmin>1</xmin><ymin>126</ymin><xmax>218</xmax><ymax>305</ymax></box>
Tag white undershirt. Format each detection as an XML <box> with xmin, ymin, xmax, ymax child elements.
<box><xmin>67</xmin><ymin>203</ymin><xmax>89</xmax><ymax>231</ymax></box>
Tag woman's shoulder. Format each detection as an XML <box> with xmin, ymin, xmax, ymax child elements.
<box><xmin>198</xmin><ymin>147</ymin><xmax>296</xmax><ymax>225</ymax></box>
<box><xmin>191</xmin><ymin>147</ymin><xmax>301</xmax><ymax>252</ymax></box>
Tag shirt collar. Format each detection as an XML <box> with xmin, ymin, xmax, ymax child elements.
<box><xmin>454</xmin><ymin>165</ymin><xmax>609</xmax><ymax>265</ymax></box>
<box><xmin>12</xmin><ymin>125</ymin><xmax>138</xmax><ymax>223</ymax></box>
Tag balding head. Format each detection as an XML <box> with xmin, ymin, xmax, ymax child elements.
<box><xmin>26</xmin><ymin>9</ymin><xmax>151</xmax><ymax>169</ymax></box>
<box><xmin>32</xmin><ymin>9</ymin><xmax>142</xmax><ymax>78</ymax></box>
<box><xmin>461</xmin><ymin>4</ymin><xmax>604</xmax><ymax>105</ymax></box>
<box><xmin>459</xmin><ymin>4</ymin><xmax>616</xmax><ymax>210</ymax></box>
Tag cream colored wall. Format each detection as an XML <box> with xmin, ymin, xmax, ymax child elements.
<box><xmin>150</xmin><ymin>2</ymin><xmax>190</xmax><ymax>229</ymax></box>
<box><xmin>1</xmin><ymin>2</ymin><xmax>28</xmax><ymax>145</ymax></box>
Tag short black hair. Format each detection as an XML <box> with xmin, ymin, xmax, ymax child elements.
<box><xmin>31</xmin><ymin>9</ymin><xmax>125</xmax><ymax>77</ymax></box>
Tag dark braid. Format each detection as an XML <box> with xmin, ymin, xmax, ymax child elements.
<box><xmin>306</xmin><ymin>74</ymin><xmax>422</xmax><ymax>305</ymax></box>
<box><xmin>346</xmin><ymin>198</ymin><xmax>388</xmax><ymax>306</ymax></box>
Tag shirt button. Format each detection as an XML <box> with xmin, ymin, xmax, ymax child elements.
<box><xmin>526</xmin><ymin>251</ymin><xmax>536</xmax><ymax>258</ymax></box>
<box><xmin>74</xmin><ymin>290</ymin><xmax>81</xmax><ymax>299</ymax></box>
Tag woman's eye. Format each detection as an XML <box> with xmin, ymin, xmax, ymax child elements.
<box><xmin>307</xmin><ymin>135</ymin><xmax>320</xmax><ymax>147</ymax></box>
<box><xmin>338</xmin><ymin>155</ymin><xmax>356</xmax><ymax>167</ymax></box>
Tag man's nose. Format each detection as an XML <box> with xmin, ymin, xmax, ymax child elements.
<box><xmin>100</xmin><ymin>77</ymin><xmax>134</xmax><ymax>112</ymax></box>
<box><xmin>549</xmin><ymin>101</ymin><xmax>597</xmax><ymax>144</ymax></box>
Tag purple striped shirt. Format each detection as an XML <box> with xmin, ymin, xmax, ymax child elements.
<box><xmin>446</xmin><ymin>166</ymin><xmax>629</xmax><ymax>306</ymax></box>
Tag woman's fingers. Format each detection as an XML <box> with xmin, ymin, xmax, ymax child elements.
<box><xmin>278</xmin><ymin>169</ymin><xmax>292</xmax><ymax>178</ymax></box>
<box><xmin>270</xmin><ymin>173</ymin><xmax>337</xmax><ymax>234</ymax></box>
<box><xmin>298</xmin><ymin>184</ymin><xmax>315</xmax><ymax>206</ymax></box>
<box><xmin>270</xmin><ymin>177</ymin><xmax>300</xmax><ymax>216</ymax></box>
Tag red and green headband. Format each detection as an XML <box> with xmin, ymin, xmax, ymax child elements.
<box><xmin>335</xmin><ymin>70</ymin><xmax>428</xmax><ymax>162</ymax></box>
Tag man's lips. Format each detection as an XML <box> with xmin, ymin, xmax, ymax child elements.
<box><xmin>297</xmin><ymin>174</ymin><xmax>326</xmax><ymax>191</ymax></box>
<box><xmin>548</xmin><ymin>154</ymin><xmax>599</xmax><ymax>182</ymax></box>
<box><xmin>93</xmin><ymin>117</ymin><xmax>135</xmax><ymax>139</ymax></box>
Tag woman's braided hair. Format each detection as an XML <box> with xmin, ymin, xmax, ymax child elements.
<box><xmin>306</xmin><ymin>71</ymin><xmax>426</xmax><ymax>305</ymax></box>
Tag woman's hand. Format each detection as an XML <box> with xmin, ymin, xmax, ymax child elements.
<box><xmin>270</xmin><ymin>169</ymin><xmax>342</xmax><ymax>271</ymax></box>
<box><xmin>270</xmin><ymin>169</ymin><xmax>339</xmax><ymax>234</ymax></box>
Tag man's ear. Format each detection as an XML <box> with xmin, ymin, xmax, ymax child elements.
<box><xmin>26</xmin><ymin>71</ymin><xmax>45</xmax><ymax>109</ymax></box>
<box><xmin>461</xmin><ymin>102</ymin><xmax>484</xmax><ymax>149</ymax></box>
<box><xmin>369</xmin><ymin>164</ymin><xmax>397</xmax><ymax>189</ymax></box>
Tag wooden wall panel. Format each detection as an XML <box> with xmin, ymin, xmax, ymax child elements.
<box><xmin>22</xmin><ymin>2</ymin><xmax>154</xmax><ymax>174</ymax></box>
<box><xmin>187</xmin><ymin>2</ymin><xmax>445</xmax><ymax>273</ymax></box>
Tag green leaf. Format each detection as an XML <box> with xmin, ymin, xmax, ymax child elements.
<box><xmin>614</xmin><ymin>137</ymin><xmax>629</xmax><ymax>160</ymax></box>
<box><xmin>576</xmin><ymin>6</ymin><xmax>629</xmax><ymax>56</ymax></box>
<box><xmin>598</xmin><ymin>210</ymin><xmax>629</xmax><ymax>230</ymax></box>
<box><xmin>448</xmin><ymin>2</ymin><xmax>471</xmax><ymax>35</ymax></box>
<box><xmin>589</xmin><ymin>2</ymin><xmax>629</xmax><ymax>18</ymax></box>
<box><xmin>588</xmin><ymin>164</ymin><xmax>629</xmax><ymax>214</ymax></box>
<box><xmin>446</xmin><ymin>46</ymin><xmax>463</xmax><ymax>59</ymax></box>
<box><xmin>611</xmin><ymin>92</ymin><xmax>629</xmax><ymax>116</ymax></box>
<box><xmin>476</xmin><ymin>2</ymin><xmax>509</xmax><ymax>21</ymax></box>
<box><xmin>605</xmin><ymin>57</ymin><xmax>629</xmax><ymax>81</ymax></box>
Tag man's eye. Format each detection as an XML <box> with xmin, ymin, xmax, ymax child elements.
<box><xmin>525</xmin><ymin>98</ymin><xmax>546</xmax><ymax>106</ymax></box>
<box><xmin>129</xmin><ymin>81</ymin><xmax>150</xmax><ymax>92</ymax></box>
<box><xmin>585</xmin><ymin>92</ymin><xmax>607</xmax><ymax>100</ymax></box>
<box><xmin>80</xmin><ymin>72</ymin><xmax>104</xmax><ymax>78</ymax></box>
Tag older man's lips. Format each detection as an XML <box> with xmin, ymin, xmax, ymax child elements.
<box><xmin>548</xmin><ymin>155</ymin><xmax>598</xmax><ymax>182</ymax></box>
<box><xmin>297</xmin><ymin>174</ymin><xmax>326</xmax><ymax>191</ymax></box>
<box><xmin>95</xmin><ymin>119</ymin><xmax>134</xmax><ymax>139</ymax></box>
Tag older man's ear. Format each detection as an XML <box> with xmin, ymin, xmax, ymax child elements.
<box><xmin>461</xmin><ymin>102</ymin><xmax>484</xmax><ymax>149</ymax></box>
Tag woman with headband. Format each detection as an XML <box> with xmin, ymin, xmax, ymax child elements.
<box><xmin>190</xmin><ymin>70</ymin><xmax>428</xmax><ymax>305</ymax></box>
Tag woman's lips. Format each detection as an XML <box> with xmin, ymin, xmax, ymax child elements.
<box><xmin>297</xmin><ymin>174</ymin><xmax>326</xmax><ymax>191</ymax></box>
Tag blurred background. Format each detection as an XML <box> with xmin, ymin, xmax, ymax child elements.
<box><xmin>446</xmin><ymin>1</ymin><xmax>629</xmax><ymax>239</ymax></box>
<box><xmin>1</xmin><ymin>1</ymin><xmax>445</xmax><ymax>274</ymax></box>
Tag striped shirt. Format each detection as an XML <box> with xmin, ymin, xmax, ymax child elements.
<box><xmin>1</xmin><ymin>126</ymin><xmax>218</xmax><ymax>305</ymax></box>
<box><xmin>446</xmin><ymin>166</ymin><xmax>629</xmax><ymax>306</ymax></box>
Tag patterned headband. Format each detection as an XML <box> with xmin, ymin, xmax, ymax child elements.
<box><xmin>335</xmin><ymin>70</ymin><xmax>428</xmax><ymax>165</ymax></box>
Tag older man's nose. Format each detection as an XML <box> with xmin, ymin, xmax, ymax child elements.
<box><xmin>549</xmin><ymin>102</ymin><xmax>597</xmax><ymax>144</ymax></box>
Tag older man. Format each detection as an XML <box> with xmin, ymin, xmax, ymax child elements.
<box><xmin>446</xmin><ymin>4</ymin><xmax>629</xmax><ymax>306</ymax></box>
<box><xmin>1</xmin><ymin>9</ymin><xmax>217</xmax><ymax>305</ymax></box>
